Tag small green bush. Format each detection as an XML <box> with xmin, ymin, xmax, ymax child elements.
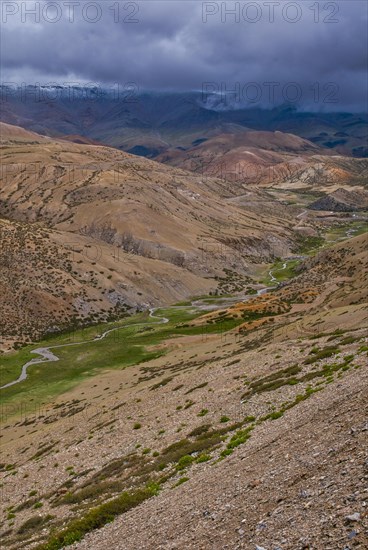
<box><xmin>188</xmin><ymin>424</ymin><xmax>211</xmax><ymax>437</ymax></box>
<box><xmin>174</xmin><ymin>477</ymin><xmax>189</xmax><ymax>487</ymax></box>
<box><xmin>18</xmin><ymin>514</ymin><xmax>54</xmax><ymax>534</ymax></box>
<box><xmin>227</xmin><ymin>426</ymin><xmax>254</xmax><ymax>450</ymax></box>
<box><xmin>196</xmin><ymin>454</ymin><xmax>210</xmax><ymax>463</ymax></box>
<box><xmin>304</xmin><ymin>347</ymin><xmax>340</xmax><ymax>364</ymax></box>
<box><xmin>34</xmin><ymin>485</ymin><xmax>159</xmax><ymax>550</ymax></box>
<box><xmin>176</xmin><ymin>455</ymin><xmax>194</xmax><ymax>470</ymax></box>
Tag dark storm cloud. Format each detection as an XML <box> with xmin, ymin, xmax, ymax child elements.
<box><xmin>1</xmin><ymin>0</ymin><xmax>367</xmax><ymax>110</ymax></box>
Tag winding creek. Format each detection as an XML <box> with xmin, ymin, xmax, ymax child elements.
<box><xmin>0</xmin><ymin>308</ymin><xmax>169</xmax><ymax>390</ymax></box>
<box><xmin>268</xmin><ymin>262</ymin><xmax>287</xmax><ymax>283</ymax></box>
<box><xmin>1</xmin><ymin>287</ymin><xmax>276</xmax><ymax>390</ymax></box>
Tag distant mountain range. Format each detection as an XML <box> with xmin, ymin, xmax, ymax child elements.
<box><xmin>1</xmin><ymin>87</ymin><xmax>367</xmax><ymax>158</ymax></box>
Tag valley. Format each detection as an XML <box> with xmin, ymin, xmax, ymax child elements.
<box><xmin>0</xmin><ymin>227</ymin><xmax>366</xmax><ymax>549</ymax></box>
<box><xmin>1</xmin><ymin>5</ymin><xmax>367</xmax><ymax>549</ymax></box>
<box><xmin>0</xmin><ymin>117</ymin><xmax>367</xmax><ymax>550</ymax></box>
<box><xmin>1</xmin><ymin>203</ymin><xmax>366</xmax><ymax>404</ymax></box>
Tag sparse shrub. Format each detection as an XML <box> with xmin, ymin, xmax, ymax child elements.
<box><xmin>174</xmin><ymin>477</ymin><xmax>189</xmax><ymax>487</ymax></box>
<box><xmin>188</xmin><ymin>424</ymin><xmax>211</xmax><ymax>437</ymax></box>
<box><xmin>267</xmin><ymin>411</ymin><xmax>283</xmax><ymax>420</ymax></box>
<box><xmin>18</xmin><ymin>514</ymin><xmax>53</xmax><ymax>534</ymax></box>
<box><xmin>227</xmin><ymin>426</ymin><xmax>254</xmax><ymax>450</ymax></box>
<box><xmin>196</xmin><ymin>454</ymin><xmax>210</xmax><ymax>463</ymax></box>
<box><xmin>58</xmin><ymin>481</ymin><xmax>120</xmax><ymax>505</ymax></box>
<box><xmin>35</xmin><ymin>485</ymin><xmax>159</xmax><ymax>550</ymax></box>
<box><xmin>176</xmin><ymin>455</ymin><xmax>194</xmax><ymax>470</ymax></box>
<box><xmin>304</xmin><ymin>346</ymin><xmax>340</xmax><ymax>364</ymax></box>
<box><xmin>220</xmin><ymin>449</ymin><xmax>233</xmax><ymax>457</ymax></box>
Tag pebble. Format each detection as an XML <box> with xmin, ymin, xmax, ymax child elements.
<box><xmin>345</xmin><ymin>512</ymin><xmax>360</xmax><ymax>522</ymax></box>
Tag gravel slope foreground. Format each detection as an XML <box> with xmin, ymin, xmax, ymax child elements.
<box><xmin>72</xmin><ymin>366</ymin><xmax>368</xmax><ymax>550</ymax></box>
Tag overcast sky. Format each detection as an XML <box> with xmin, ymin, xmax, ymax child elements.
<box><xmin>1</xmin><ymin>0</ymin><xmax>367</xmax><ymax>110</ymax></box>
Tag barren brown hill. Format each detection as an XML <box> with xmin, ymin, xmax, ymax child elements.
<box><xmin>0</xmin><ymin>122</ymin><xmax>45</xmax><ymax>143</ymax></box>
<box><xmin>157</xmin><ymin>130</ymin><xmax>368</xmax><ymax>189</ymax></box>
<box><xmin>0</xmin><ymin>122</ymin><xmax>300</xmax><ymax>348</ymax></box>
<box><xmin>0</xmin><ymin>123</ymin><xmax>294</xmax><ymax>259</ymax></box>
<box><xmin>58</xmin><ymin>135</ymin><xmax>109</xmax><ymax>147</ymax></box>
<box><xmin>308</xmin><ymin>187</ymin><xmax>368</xmax><ymax>212</ymax></box>
<box><xmin>0</xmin><ymin>218</ymin><xmax>212</xmax><ymax>350</ymax></box>
<box><xmin>288</xmin><ymin>232</ymin><xmax>368</xmax><ymax>319</ymax></box>
<box><xmin>179</xmin><ymin>233</ymin><xmax>368</xmax><ymax>339</ymax></box>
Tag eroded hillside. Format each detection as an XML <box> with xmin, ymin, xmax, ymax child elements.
<box><xmin>0</xmin><ymin>123</ymin><xmax>300</xmax><ymax>348</ymax></box>
<box><xmin>157</xmin><ymin>131</ymin><xmax>368</xmax><ymax>189</ymax></box>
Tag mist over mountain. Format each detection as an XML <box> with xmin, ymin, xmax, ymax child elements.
<box><xmin>1</xmin><ymin>86</ymin><xmax>367</xmax><ymax>158</ymax></box>
<box><xmin>2</xmin><ymin>1</ymin><xmax>367</xmax><ymax>110</ymax></box>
